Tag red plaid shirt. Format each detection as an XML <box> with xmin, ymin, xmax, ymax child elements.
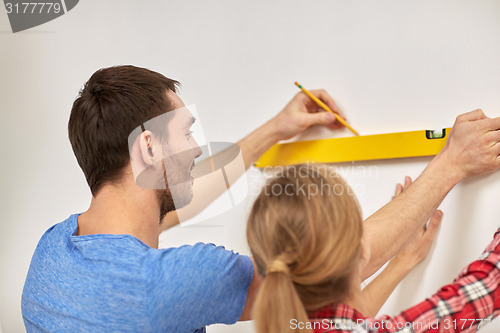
<box><xmin>308</xmin><ymin>228</ymin><xmax>500</xmax><ymax>333</ymax></box>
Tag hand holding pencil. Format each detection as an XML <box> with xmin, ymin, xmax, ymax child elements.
<box><xmin>295</xmin><ymin>82</ymin><xmax>359</xmax><ymax>136</ymax></box>
<box><xmin>269</xmin><ymin>84</ymin><xmax>353</xmax><ymax>141</ymax></box>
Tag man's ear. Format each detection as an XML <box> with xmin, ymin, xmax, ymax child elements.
<box><xmin>139</xmin><ymin>130</ymin><xmax>156</xmax><ymax>166</ymax></box>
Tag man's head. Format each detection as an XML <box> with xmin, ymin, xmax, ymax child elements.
<box><xmin>133</xmin><ymin>99</ymin><xmax>202</xmax><ymax>219</ymax></box>
<box><xmin>68</xmin><ymin>65</ymin><xmax>200</xmax><ymax>220</ymax></box>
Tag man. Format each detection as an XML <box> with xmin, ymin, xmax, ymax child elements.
<box><xmin>22</xmin><ymin>65</ymin><xmax>500</xmax><ymax>332</ymax></box>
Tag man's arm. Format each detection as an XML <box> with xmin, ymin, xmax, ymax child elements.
<box><xmin>161</xmin><ymin>90</ymin><xmax>344</xmax><ymax>230</ymax></box>
<box><xmin>238</xmin><ymin>257</ymin><xmax>262</xmax><ymax>321</ymax></box>
<box><xmin>362</xmin><ymin>109</ymin><xmax>500</xmax><ymax>280</ymax></box>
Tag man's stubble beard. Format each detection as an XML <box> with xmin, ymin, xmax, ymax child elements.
<box><xmin>156</xmin><ymin>188</ymin><xmax>175</xmax><ymax>224</ymax></box>
<box><xmin>156</xmin><ymin>157</ymin><xmax>194</xmax><ymax>224</ymax></box>
<box><xmin>156</xmin><ymin>184</ymin><xmax>193</xmax><ymax>224</ymax></box>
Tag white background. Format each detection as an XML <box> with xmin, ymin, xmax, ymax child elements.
<box><xmin>1</xmin><ymin>1</ymin><xmax>500</xmax><ymax>332</ymax></box>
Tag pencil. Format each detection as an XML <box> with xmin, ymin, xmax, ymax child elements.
<box><xmin>294</xmin><ymin>82</ymin><xmax>359</xmax><ymax>136</ymax></box>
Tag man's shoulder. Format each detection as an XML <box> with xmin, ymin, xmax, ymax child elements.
<box><xmin>150</xmin><ymin>242</ymin><xmax>248</xmax><ymax>260</ymax></box>
<box><xmin>145</xmin><ymin>242</ymin><xmax>253</xmax><ymax>281</ymax></box>
<box><xmin>151</xmin><ymin>242</ymin><xmax>250</xmax><ymax>266</ymax></box>
<box><xmin>34</xmin><ymin>214</ymin><xmax>79</xmax><ymax>250</ymax></box>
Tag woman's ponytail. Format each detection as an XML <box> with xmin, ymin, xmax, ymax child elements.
<box><xmin>253</xmin><ymin>260</ymin><xmax>311</xmax><ymax>333</ymax></box>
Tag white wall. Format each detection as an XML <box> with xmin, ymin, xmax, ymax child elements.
<box><xmin>1</xmin><ymin>1</ymin><xmax>500</xmax><ymax>332</ymax></box>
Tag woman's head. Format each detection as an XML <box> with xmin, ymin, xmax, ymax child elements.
<box><xmin>247</xmin><ymin>164</ymin><xmax>364</xmax><ymax>333</ymax></box>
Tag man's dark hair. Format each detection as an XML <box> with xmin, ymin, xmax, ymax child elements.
<box><xmin>68</xmin><ymin>65</ymin><xmax>179</xmax><ymax>196</ymax></box>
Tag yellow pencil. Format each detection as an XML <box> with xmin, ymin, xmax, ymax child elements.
<box><xmin>295</xmin><ymin>82</ymin><xmax>359</xmax><ymax>136</ymax></box>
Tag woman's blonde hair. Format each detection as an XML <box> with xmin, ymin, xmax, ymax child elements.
<box><xmin>247</xmin><ymin>164</ymin><xmax>363</xmax><ymax>333</ymax></box>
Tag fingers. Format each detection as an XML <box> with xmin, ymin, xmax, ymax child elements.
<box><xmin>296</xmin><ymin>88</ymin><xmax>349</xmax><ymax>131</ymax></box>
<box><xmin>484</xmin><ymin>124</ymin><xmax>500</xmax><ymax>169</ymax></box>
<box><xmin>423</xmin><ymin>210</ymin><xmax>443</xmax><ymax>240</ymax></box>
<box><xmin>327</xmin><ymin>119</ymin><xmax>346</xmax><ymax>130</ymax></box>
<box><xmin>304</xmin><ymin>111</ymin><xmax>337</xmax><ymax>127</ymax></box>
<box><xmin>393</xmin><ymin>176</ymin><xmax>412</xmax><ymax>199</ymax></box>
<box><xmin>483</xmin><ymin>116</ymin><xmax>500</xmax><ymax>132</ymax></box>
<box><xmin>394</xmin><ymin>183</ymin><xmax>403</xmax><ymax>198</ymax></box>
<box><xmin>480</xmin><ymin>126</ymin><xmax>500</xmax><ymax>159</ymax></box>
<box><xmin>456</xmin><ymin>109</ymin><xmax>487</xmax><ymax>123</ymax></box>
<box><xmin>307</xmin><ymin>89</ymin><xmax>345</xmax><ymax>119</ymax></box>
<box><xmin>404</xmin><ymin>176</ymin><xmax>412</xmax><ymax>188</ymax></box>
<box><xmin>493</xmin><ymin>139</ymin><xmax>500</xmax><ymax>156</ymax></box>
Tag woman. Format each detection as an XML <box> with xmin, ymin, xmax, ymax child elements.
<box><xmin>247</xmin><ymin>164</ymin><xmax>499</xmax><ymax>332</ymax></box>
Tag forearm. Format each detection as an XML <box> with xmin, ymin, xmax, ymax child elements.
<box><xmin>362</xmin><ymin>257</ymin><xmax>414</xmax><ymax>317</ymax></box>
<box><xmin>161</xmin><ymin>119</ymin><xmax>281</xmax><ymax>230</ymax></box>
<box><xmin>362</xmin><ymin>152</ymin><xmax>461</xmax><ymax>280</ymax></box>
<box><xmin>236</xmin><ymin>118</ymin><xmax>282</xmax><ymax>170</ymax></box>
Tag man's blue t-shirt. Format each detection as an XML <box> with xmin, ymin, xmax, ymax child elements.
<box><xmin>21</xmin><ymin>214</ymin><xmax>254</xmax><ymax>332</ymax></box>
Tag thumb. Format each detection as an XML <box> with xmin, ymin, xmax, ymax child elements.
<box><xmin>305</xmin><ymin>111</ymin><xmax>337</xmax><ymax>127</ymax></box>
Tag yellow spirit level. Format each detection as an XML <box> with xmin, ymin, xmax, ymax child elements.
<box><xmin>255</xmin><ymin>128</ymin><xmax>451</xmax><ymax>168</ymax></box>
